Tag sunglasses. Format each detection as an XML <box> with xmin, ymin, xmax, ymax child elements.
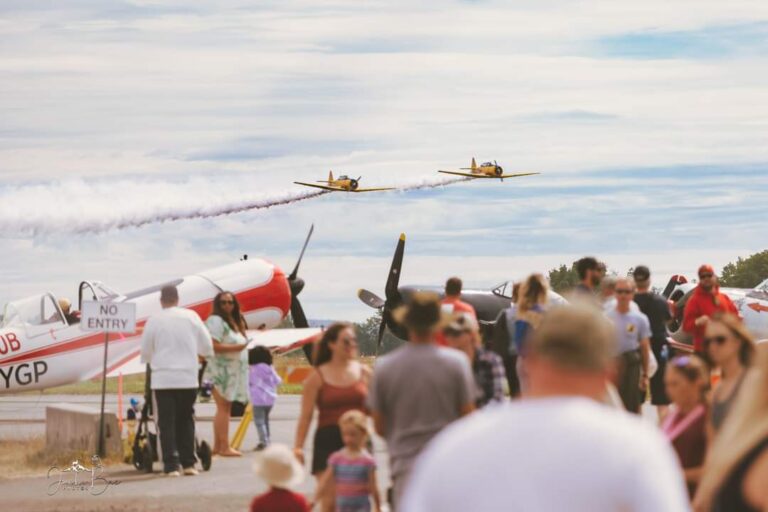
<box><xmin>615</xmin><ymin>289</ymin><xmax>633</xmax><ymax>294</ymax></box>
<box><xmin>704</xmin><ymin>335</ymin><xmax>728</xmax><ymax>346</ymax></box>
<box><xmin>699</xmin><ymin>273</ymin><xmax>714</xmax><ymax>279</ymax></box>
<box><xmin>220</xmin><ymin>300</ymin><xmax>235</xmax><ymax>305</ymax></box>
<box><xmin>336</xmin><ymin>338</ymin><xmax>358</xmax><ymax>347</ymax></box>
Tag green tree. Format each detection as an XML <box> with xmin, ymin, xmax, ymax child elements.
<box><xmin>355</xmin><ymin>310</ymin><xmax>405</xmax><ymax>356</ymax></box>
<box><xmin>720</xmin><ymin>250</ymin><xmax>768</xmax><ymax>288</ymax></box>
<box><xmin>547</xmin><ymin>263</ymin><xmax>579</xmax><ymax>293</ymax></box>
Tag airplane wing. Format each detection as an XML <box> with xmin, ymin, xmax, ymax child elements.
<box><xmin>103</xmin><ymin>350</ymin><xmax>146</xmax><ymax>378</ymax></box>
<box><xmin>246</xmin><ymin>328</ymin><xmax>323</xmax><ymax>354</ymax></box>
<box><xmin>499</xmin><ymin>172</ymin><xmax>540</xmax><ymax>178</ymax></box>
<box><xmin>103</xmin><ymin>328</ymin><xmax>323</xmax><ymax>379</ymax></box>
<box><xmin>351</xmin><ymin>187</ymin><xmax>396</xmax><ymax>193</ymax></box>
<box><xmin>294</xmin><ymin>182</ymin><xmax>345</xmax><ymax>192</ymax></box>
<box><xmin>437</xmin><ymin>170</ymin><xmax>480</xmax><ymax>178</ymax></box>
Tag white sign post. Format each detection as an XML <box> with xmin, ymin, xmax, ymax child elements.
<box><xmin>81</xmin><ymin>301</ymin><xmax>137</xmax><ymax>457</ymax></box>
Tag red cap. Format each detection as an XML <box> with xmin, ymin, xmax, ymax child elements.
<box><xmin>698</xmin><ymin>264</ymin><xmax>715</xmax><ymax>277</ymax></box>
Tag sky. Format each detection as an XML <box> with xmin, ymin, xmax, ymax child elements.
<box><xmin>1</xmin><ymin>0</ymin><xmax>767</xmax><ymax>321</ymax></box>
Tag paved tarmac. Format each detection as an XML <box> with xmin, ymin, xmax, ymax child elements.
<box><xmin>0</xmin><ymin>393</ymin><xmax>392</xmax><ymax>512</ymax></box>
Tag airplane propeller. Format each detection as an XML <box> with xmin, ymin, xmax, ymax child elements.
<box><xmin>357</xmin><ymin>233</ymin><xmax>405</xmax><ymax>350</ymax></box>
<box><xmin>288</xmin><ymin>224</ymin><xmax>314</xmax><ymax>330</ymax></box>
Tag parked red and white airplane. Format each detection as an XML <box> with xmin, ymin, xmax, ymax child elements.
<box><xmin>664</xmin><ymin>275</ymin><xmax>768</xmax><ymax>346</ymax></box>
<box><xmin>0</xmin><ymin>227</ymin><xmax>321</xmax><ymax>394</ymax></box>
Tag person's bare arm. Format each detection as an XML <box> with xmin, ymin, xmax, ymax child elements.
<box><xmin>294</xmin><ymin>370</ymin><xmax>321</xmax><ymax>463</ymax></box>
<box><xmin>211</xmin><ymin>338</ymin><xmax>247</xmax><ymax>353</ymax></box>
<box><xmin>684</xmin><ymin>466</ymin><xmax>704</xmax><ymax>484</ymax></box>
<box><xmin>313</xmin><ymin>467</ymin><xmax>333</xmax><ymax>507</ymax></box>
<box><xmin>372</xmin><ymin>411</ymin><xmax>386</xmax><ymax>437</ymax></box>
<box><xmin>369</xmin><ymin>467</ymin><xmax>381</xmax><ymax>512</ymax></box>
<box><xmin>640</xmin><ymin>337</ymin><xmax>650</xmax><ymax>390</ymax></box>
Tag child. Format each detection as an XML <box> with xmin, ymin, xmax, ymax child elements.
<box><xmin>662</xmin><ymin>354</ymin><xmax>709</xmax><ymax>498</ymax></box>
<box><xmin>251</xmin><ymin>444</ymin><xmax>310</xmax><ymax>512</ymax></box>
<box><xmin>316</xmin><ymin>410</ymin><xmax>380</xmax><ymax>512</ymax></box>
<box><xmin>248</xmin><ymin>346</ymin><xmax>282</xmax><ymax>450</ymax></box>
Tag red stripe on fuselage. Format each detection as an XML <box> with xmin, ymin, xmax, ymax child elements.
<box><xmin>0</xmin><ymin>277</ymin><xmax>290</xmax><ymax>367</ymax></box>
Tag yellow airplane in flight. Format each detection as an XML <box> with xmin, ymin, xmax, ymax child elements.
<box><xmin>438</xmin><ymin>158</ymin><xmax>540</xmax><ymax>181</ymax></box>
<box><xmin>294</xmin><ymin>171</ymin><xmax>395</xmax><ymax>193</ymax></box>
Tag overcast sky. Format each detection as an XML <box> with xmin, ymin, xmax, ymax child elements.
<box><xmin>1</xmin><ymin>1</ymin><xmax>767</xmax><ymax>321</ymax></box>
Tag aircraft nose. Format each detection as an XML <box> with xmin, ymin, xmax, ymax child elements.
<box><xmin>289</xmin><ymin>276</ymin><xmax>305</xmax><ymax>296</ymax></box>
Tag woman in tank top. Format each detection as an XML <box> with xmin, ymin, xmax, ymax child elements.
<box><xmin>703</xmin><ymin>313</ymin><xmax>756</xmax><ymax>437</ymax></box>
<box><xmin>693</xmin><ymin>341</ymin><xmax>768</xmax><ymax>512</ymax></box>
<box><xmin>293</xmin><ymin>322</ymin><xmax>371</xmax><ymax>511</ymax></box>
<box><xmin>662</xmin><ymin>354</ymin><xmax>709</xmax><ymax>498</ymax></box>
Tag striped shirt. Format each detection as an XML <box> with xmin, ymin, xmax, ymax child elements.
<box><xmin>328</xmin><ymin>449</ymin><xmax>376</xmax><ymax>512</ymax></box>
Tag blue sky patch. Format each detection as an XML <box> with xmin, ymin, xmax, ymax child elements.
<box><xmin>594</xmin><ymin>22</ymin><xmax>768</xmax><ymax>59</ymax></box>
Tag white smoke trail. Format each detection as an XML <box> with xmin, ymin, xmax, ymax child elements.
<box><xmin>0</xmin><ymin>177</ymin><xmax>329</xmax><ymax>236</ymax></box>
<box><xmin>397</xmin><ymin>176</ymin><xmax>472</xmax><ymax>191</ymax></box>
<box><xmin>0</xmin><ymin>174</ymin><xmax>471</xmax><ymax>236</ymax></box>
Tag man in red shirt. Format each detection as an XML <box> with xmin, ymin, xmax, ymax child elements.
<box><xmin>682</xmin><ymin>264</ymin><xmax>740</xmax><ymax>353</ymax></box>
<box><xmin>436</xmin><ymin>277</ymin><xmax>477</xmax><ymax>346</ymax></box>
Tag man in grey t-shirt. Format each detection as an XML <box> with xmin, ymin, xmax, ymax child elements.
<box><xmin>605</xmin><ymin>277</ymin><xmax>651</xmax><ymax>414</ymax></box>
<box><xmin>368</xmin><ymin>292</ymin><xmax>476</xmax><ymax>510</ymax></box>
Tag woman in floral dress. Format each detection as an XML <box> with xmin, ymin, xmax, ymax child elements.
<box><xmin>204</xmin><ymin>291</ymin><xmax>249</xmax><ymax>456</ymax></box>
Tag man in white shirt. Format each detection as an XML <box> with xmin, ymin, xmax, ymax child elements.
<box><xmin>141</xmin><ymin>285</ymin><xmax>213</xmax><ymax>476</ymax></box>
<box><xmin>401</xmin><ymin>305</ymin><xmax>690</xmax><ymax>512</ymax></box>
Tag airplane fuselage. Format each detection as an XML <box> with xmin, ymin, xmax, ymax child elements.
<box><xmin>0</xmin><ymin>259</ymin><xmax>292</xmax><ymax>394</ymax></box>
<box><xmin>667</xmin><ymin>280</ymin><xmax>768</xmax><ymax>345</ymax></box>
<box><xmin>474</xmin><ymin>164</ymin><xmax>503</xmax><ymax>177</ymax></box>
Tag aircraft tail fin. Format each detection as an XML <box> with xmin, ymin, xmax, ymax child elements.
<box><xmin>471</xmin><ymin>157</ymin><xmax>477</xmax><ymax>171</ymax></box>
<box><xmin>328</xmin><ymin>170</ymin><xmax>333</xmax><ymax>183</ymax></box>
<box><xmin>661</xmin><ymin>275</ymin><xmax>688</xmax><ymax>299</ymax></box>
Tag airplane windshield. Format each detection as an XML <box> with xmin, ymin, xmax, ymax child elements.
<box><xmin>1</xmin><ymin>293</ymin><xmax>64</xmax><ymax>328</ymax></box>
<box><xmin>92</xmin><ymin>282</ymin><xmax>120</xmax><ymax>300</ymax></box>
<box><xmin>492</xmin><ymin>281</ymin><xmax>514</xmax><ymax>299</ymax></box>
<box><xmin>749</xmin><ymin>278</ymin><xmax>768</xmax><ymax>300</ymax></box>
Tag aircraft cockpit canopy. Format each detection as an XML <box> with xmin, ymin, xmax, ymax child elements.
<box><xmin>338</xmin><ymin>175</ymin><xmax>350</xmax><ymax>180</ymax></box>
<box><xmin>482</xmin><ymin>162</ymin><xmax>493</xmax><ymax>167</ymax></box>
<box><xmin>2</xmin><ymin>293</ymin><xmax>65</xmax><ymax>329</ymax></box>
<box><xmin>80</xmin><ymin>281</ymin><xmax>120</xmax><ymax>303</ymax></box>
<box><xmin>492</xmin><ymin>281</ymin><xmax>515</xmax><ymax>300</ymax></box>
<box><xmin>749</xmin><ymin>278</ymin><xmax>768</xmax><ymax>300</ymax></box>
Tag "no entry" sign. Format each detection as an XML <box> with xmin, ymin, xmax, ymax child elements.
<box><xmin>81</xmin><ymin>301</ymin><xmax>137</xmax><ymax>333</ymax></box>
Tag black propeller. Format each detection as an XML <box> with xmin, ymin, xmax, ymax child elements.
<box><xmin>286</xmin><ymin>224</ymin><xmax>315</xmax><ymax>362</ymax></box>
<box><xmin>357</xmin><ymin>233</ymin><xmax>406</xmax><ymax>351</ymax></box>
<box><xmin>288</xmin><ymin>224</ymin><xmax>313</xmax><ymax>330</ymax></box>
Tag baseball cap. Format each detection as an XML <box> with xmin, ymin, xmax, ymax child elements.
<box><xmin>443</xmin><ymin>313</ymin><xmax>479</xmax><ymax>336</ymax></box>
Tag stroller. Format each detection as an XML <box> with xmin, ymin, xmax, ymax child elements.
<box><xmin>131</xmin><ymin>365</ymin><xmax>213</xmax><ymax>473</ymax></box>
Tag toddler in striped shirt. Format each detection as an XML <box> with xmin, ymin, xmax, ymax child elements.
<box><xmin>315</xmin><ymin>410</ymin><xmax>380</xmax><ymax>512</ymax></box>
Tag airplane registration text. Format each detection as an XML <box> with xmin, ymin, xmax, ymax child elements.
<box><xmin>0</xmin><ymin>361</ymin><xmax>48</xmax><ymax>389</ymax></box>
